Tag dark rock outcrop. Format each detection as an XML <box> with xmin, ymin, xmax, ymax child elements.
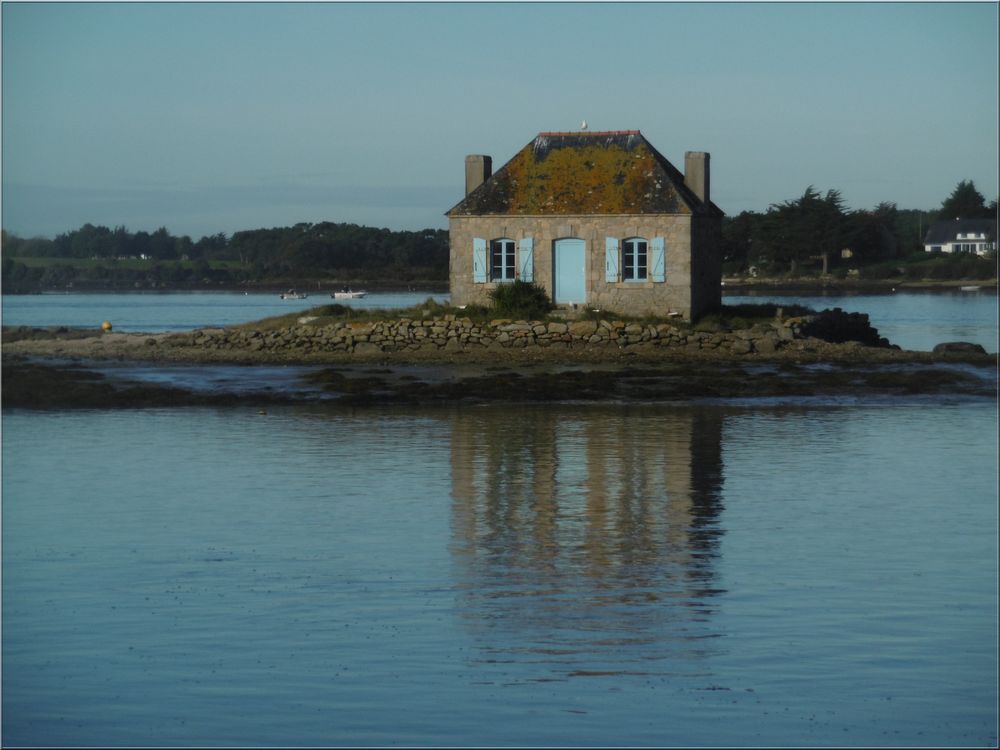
<box><xmin>799</xmin><ymin>308</ymin><xmax>887</xmax><ymax>347</ymax></box>
<box><xmin>933</xmin><ymin>341</ymin><xmax>988</xmax><ymax>355</ymax></box>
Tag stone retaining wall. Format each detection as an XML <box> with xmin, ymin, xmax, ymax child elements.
<box><xmin>166</xmin><ymin>312</ymin><xmax>876</xmax><ymax>357</ymax></box>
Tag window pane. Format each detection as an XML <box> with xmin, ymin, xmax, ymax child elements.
<box><xmin>623</xmin><ymin>239</ymin><xmax>648</xmax><ymax>280</ymax></box>
<box><xmin>491</xmin><ymin>240</ymin><xmax>503</xmax><ymax>280</ymax></box>
<box><xmin>623</xmin><ymin>240</ymin><xmax>635</xmax><ymax>279</ymax></box>
<box><xmin>491</xmin><ymin>239</ymin><xmax>515</xmax><ymax>281</ymax></box>
<box><xmin>490</xmin><ymin>242</ymin><xmax>500</xmax><ymax>280</ymax></box>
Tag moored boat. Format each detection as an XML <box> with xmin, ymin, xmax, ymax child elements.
<box><xmin>280</xmin><ymin>289</ymin><xmax>308</xmax><ymax>300</ymax></box>
<box><xmin>332</xmin><ymin>289</ymin><xmax>367</xmax><ymax>299</ymax></box>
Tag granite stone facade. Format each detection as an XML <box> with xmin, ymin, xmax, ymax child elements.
<box><xmin>447</xmin><ymin>131</ymin><xmax>724</xmax><ymax>320</ymax></box>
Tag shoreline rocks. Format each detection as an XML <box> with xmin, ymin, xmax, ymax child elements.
<box><xmin>4</xmin><ymin>312</ymin><xmax>996</xmax><ymax>409</ymax></box>
<box><xmin>3</xmin><ymin>308</ymin><xmax>995</xmax><ymax>367</ymax></box>
<box><xmin>150</xmin><ymin>310</ymin><xmax>887</xmax><ymax>359</ymax></box>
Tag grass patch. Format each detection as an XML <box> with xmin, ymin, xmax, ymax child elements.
<box><xmin>1</xmin><ymin>325</ymin><xmax>99</xmax><ymax>342</ymax></box>
<box><xmin>237</xmin><ymin>297</ymin><xmax>469</xmax><ymax>330</ymax></box>
<box><xmin>234</xmin><ymin>298</ymin><xmax>822</xmax><ymax>333</ymax></box>
<box><xmin>860</xmin><ymin>251</ymin><xmax>997</xmax><ymax>281</ymax></box>
<box><xmin>696</xmin><ymin>303</ymin><xmax>818</xmax><ymax>330</ymax></box>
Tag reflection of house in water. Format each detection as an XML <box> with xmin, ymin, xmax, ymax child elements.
<box><xmin>449</xmin><ymin>406</ymin><xmax>726</xmax><ymax>675</ymax></box>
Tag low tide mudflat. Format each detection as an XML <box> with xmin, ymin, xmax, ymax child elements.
<box><xmin>2</xmin><ymin>354</ymin><xmax>996</xmax><ymax>410</ymax></box>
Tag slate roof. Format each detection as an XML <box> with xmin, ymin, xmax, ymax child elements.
<box><xmin>924</xmin><ymin>218</ymin><xmax>997</xmax><ymax>244</ymax></box>
<box><xmin>447</xmin><ymin>131</ymin><xmax>723</xmax><ymax>218</ymax></box>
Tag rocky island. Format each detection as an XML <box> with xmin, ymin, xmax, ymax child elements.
<box><xmin>2</xmin><ymin>301</ymin><xmax>996</xmax><ymax>409</ymax></box>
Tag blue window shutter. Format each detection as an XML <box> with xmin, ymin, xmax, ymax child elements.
<box><xmin>605</xmin><ymin>237</ymin><xmax>619</xmax><ymax>282</ymax></box>
<box><xmin>651</xmin><ymin>237</ymin><xmax>666</xmax><ymax>282</ymax></box>
<box><xmin>473</xmin><ymin>238</ymin><xmax>487</xmax><ymax>283</ymax></box>
<box><xmin>519</xmin><ymin>238</ymin><xmax>534</xmax><ymax>282</ymax></box>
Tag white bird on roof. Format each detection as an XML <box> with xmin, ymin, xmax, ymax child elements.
<box><xmin>581</xmin><ymin>120</ymin><xmax>588</xmax><ymax>130</ymax></box>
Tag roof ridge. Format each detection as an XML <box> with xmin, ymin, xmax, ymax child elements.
<box><xmin>536</xmin><ymin>130</ymin><xmax>642</xmax><ymax>137</ymax></box>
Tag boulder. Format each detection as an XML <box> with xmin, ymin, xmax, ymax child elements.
<box><xmin>730</xmin><ymin>339</ymin><xmax>753</xmax><ymax>354</ymax></box>
<box><xmin>932</xmin><ymin>341</ymin><xmax>987</xmax><ymax>355</ymax></box>
<box><xmin>754</xmin><ymin>336</ymin><xmax>778</xmax><ymax>355</ymax></box>
<box><xmin>800</xmin><ymin>308</ymin><xmax>884</xmax><ymax>347</ymax></box>
<box><xmin>569</xmin><ymin>320</ymin><xmax>598</xmax><ymax>337</ymax></box>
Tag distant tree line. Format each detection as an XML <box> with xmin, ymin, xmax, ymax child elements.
<box><xmin>720</xmin><ymin>180</ymin><xmax>997</xmax><ymax>276</ymax></box>
<box><xmin>221</xmin><ymin>222</ymin><xmax>448</xmax><ymax>280</ymax></box>
<box><xmin>2</xmin><ymin>180</ymin><xmax>995</xmax><ymax>293</ymax></box>
<box><xmin>1</xmin><ymin>222</ymin><xmax>450</xmax><ymax>292</ymax></box>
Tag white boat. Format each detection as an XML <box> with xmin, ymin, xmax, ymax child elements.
<box><xmin>332</xmin><ymin>290</ymin><xmax>367</xmax><ymax>299</ymax></box>
<box><xmin>279</xmin><ymin>289</ymin><xmax>308</xmax><ymax>300</ymax></box>
<box><xmin>960</xmin><ymin>285</ymin><xmax>981</xmax><ymax>292</ymax></box>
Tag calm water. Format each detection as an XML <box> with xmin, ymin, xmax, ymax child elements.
<box><xmin>1</xmin><ymin>288</ymin><xmax>997</xmax><ymax>351</ymax></box>
<box><xmin>0</xmin><ymin>291</ymin><xmax>448</xmax><ymax>334</ymax></box>
<box><xmin>726</xmin><ymin>288</ymin><xmax>997</xmax><ymax>352</ymax></box>
<box><xmin>3</xmin><ymin>402</ymin><xmax>997</xmax><ymax>747</ymax></box>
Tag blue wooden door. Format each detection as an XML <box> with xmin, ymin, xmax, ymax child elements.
<box><xmin>553</xmin><ymin>239</ymin><xmax>586</xmax><ymax>304</ymax></box>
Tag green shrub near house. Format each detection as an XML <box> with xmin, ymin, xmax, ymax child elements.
<box><xmin>488</xmin><ymin>281</ymin><xmax>554</xmax><ymax>320</ymax></box>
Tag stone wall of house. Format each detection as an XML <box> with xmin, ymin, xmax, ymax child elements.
<box><xmin>169</xmin><ymin>313</ymin><xmax>845</xmax><ymax>358</ymax></box>
<box><xmin>450</xmin><ymin>214</ymin><xmax>722</xmax><ymax>320</ymax></box>
<box><xmin>690</xmin><ymin>215</ymin><xmax>724</xmax><ymax>319</ymax></box>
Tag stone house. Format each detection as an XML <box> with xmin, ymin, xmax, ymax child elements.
<box><xmin>923</xmin><ymin>218</ymin><xmax>996</xmax><ymax>256</ymax></box>
<box><xmin>446</xmin><ymin>130</ymin><xmax>724</xmax><ymax>320</ymax></box>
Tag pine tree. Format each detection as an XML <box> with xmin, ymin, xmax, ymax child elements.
<box><xmin>937</xmin><ymin>181</ymin><xmax>990</xmax><ymax>220</ymax></box>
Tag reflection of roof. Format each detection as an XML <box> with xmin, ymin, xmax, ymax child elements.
<box><xmin>447</xmin><ymin>131</ymin><xmax>723</xmax><ymax>217</ymax></box>
<box><xmin>924</xmin><ymin>218</ymin><xmax>997</xmax><ymax>244</ymax></box>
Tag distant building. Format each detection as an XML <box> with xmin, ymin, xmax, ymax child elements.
<box><xmin>923</xmin><ymin>219</ymin><xmax>996</xmax><ymax>256</ymax></box>
<box><xmin>446</xmin><ymin>130</ymin><xmax>724</xmax><ymax>320</ymax></box>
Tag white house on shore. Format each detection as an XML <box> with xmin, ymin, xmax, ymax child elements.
<box><xmin>923</xmin><ymin>218</ymin><xmax>997</xmax><ymax>256</ymax></box>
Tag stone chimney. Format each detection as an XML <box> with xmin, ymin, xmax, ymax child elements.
<box><xmin>465</xmin><ymin>155</ymin><xmax>492</xmax><ymax>196</ymax></box>
<box><xmin>684</xmin><ymin>151</ymin><xmax>710</xmax><ymax>205</ymax></box>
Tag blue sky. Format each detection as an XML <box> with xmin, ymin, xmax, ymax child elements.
<box><xmin>2</xmin><ymin>1</ymin><xmax>997</xmax><ymax>240</ymax></box>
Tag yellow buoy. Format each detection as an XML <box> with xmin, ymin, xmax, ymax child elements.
<box><xmin>101</xmin><ymin>320</ymin><xmax>112</xmax><ymax>332</ymax></box>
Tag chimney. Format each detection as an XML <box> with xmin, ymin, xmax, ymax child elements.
<box><xmin>684</xmin><ymin>151</ymin><xmax>710</xmax><ymax>205</ymax></box>
<box><xmin>465</xmin><ymin>155</ymin><xmax>492</xmax><ymax>196</ymax></box>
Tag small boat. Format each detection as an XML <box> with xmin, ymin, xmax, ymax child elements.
<box><xmin>960</xmin><ymin>285</ymin><xmax>981</xmax><ymax>292</ymax></box>
<box><xmin>280</xmin><ymin>289</ymin><xmax>308</xmax><ymax>300</ymax></box>
<box><xmin>332</xmin><ymin>289</ymin><xmax>367</xmax><ymax>300</ymax></box>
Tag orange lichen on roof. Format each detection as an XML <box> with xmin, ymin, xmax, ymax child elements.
<box><xmin>448</xmin><ymin>131</ymin><xmax>699</xmax><ymax>217</ymax></box>
<box><xmin>503</xmin><ymin>142</ymin><xmax>668</xmax><ymax>214</ymax></box>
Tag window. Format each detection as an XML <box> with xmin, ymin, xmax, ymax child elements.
<box><xmin>605</xmin><ymin>236</ymin><xmax>665</xmax><ymax>282</ymax></box>
<box><xmin>490</xmin><ymin>239</ymin><xmax>515</xmax><ymax>281</ymax></box>
<box><xmin>622</xmin><ymin>238</ymin><xmax>648</xmax><ymax>281</ymax></box>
